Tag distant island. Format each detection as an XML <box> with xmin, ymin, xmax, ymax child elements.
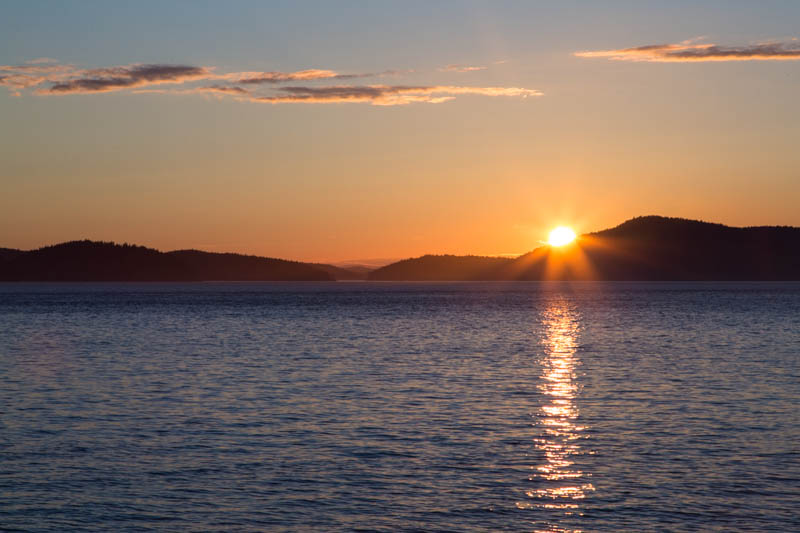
<box><xmin>368</xmin><ymin>216</ymin><xmax>800</xmax><ymax>281</ymax></box>
<box><xmin>0</xmin><ymin>241</ymin><xmax>349</xmax><ymax>281</ymax></box>
<box><xmin>2</xmin><ymin>216</ymin><xmax>799</xmax><ymax>281</ymax></box>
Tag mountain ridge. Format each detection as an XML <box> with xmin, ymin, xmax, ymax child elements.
<box><xmin>369</xmin><ymin>216</ymin><xmax>800</xmax><ymax>281</ymax></box>
<box><xmin>0</xmin><ymin>241</ymin><xmax>354</xmax><ymax>281</ymax></box>
<box><xmin>3</xmin><ymin>216</ymin><xmax>800</xmax><ymax>281</ymax></box>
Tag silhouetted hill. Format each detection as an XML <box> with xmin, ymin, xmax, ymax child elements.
<box><xmin>562</xmin><ymin>215</ymin><xmax>800</xmax><ymax>280</ymax></box>
<box><xmin>341</xmin><ymin>265</ymin><xmax>376</xmax><ymax>276</ymax></box>
<box><xmin>168</xmin><ymin>250</ymin><xmax>333</xmax><ymax>281</ymax></box>
<box><xmin>5</xmin><ymin>217</ymin><xmax>800</xmax><ymax>281</ymax></box>
<box><xmin>369</xmin><ymin>255</ymin><xmax>512</xmax><ymax>281</ymax></box>
<box><xmin>0</xmin><ymin>247</ymin><xmax>23</xmax><ymax>262</ymax></box>
<box><xmin>369</xmin><ymin>216</ymin><xmax>800</xmax><ymax>281</ymax></box>
<box><xmin>310</xmin><ymin>263</ymin><xmax>371</xmax><ymax>281</ymax></box>
<box><xmin>0</xmin><ymin>241</ymin><xmax>332</xmax><ymax>281</ymax></box>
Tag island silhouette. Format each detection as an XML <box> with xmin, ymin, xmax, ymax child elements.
<box><xmin>370</xmin><ymin>216</ymin><xmax>800</xmax><ymax>281</ymax></box>
<box><xmin>0</xmin><ymin>241</ymin><xmax>333</xmax><ymax>281</ymax></box>
<box><xmin>2</xmin><ymin>216</ymin><xmax>799</xmax><ymax>281</ymax></box>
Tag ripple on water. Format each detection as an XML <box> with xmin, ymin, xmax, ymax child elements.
<box><xmin>0</xmin><ymin>282</ymin><xmax>799</xmax><ymax>532</ymax></box>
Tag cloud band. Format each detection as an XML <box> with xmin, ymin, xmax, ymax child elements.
<box><xmin>575</xmin><ymin>40</ymin><xmax>800</xmax><ymax>62</ymax></box>
<box><xmin>1</xmin><ymin>59</ymin><xmax>541</xmax><ymax>106</ymax></box>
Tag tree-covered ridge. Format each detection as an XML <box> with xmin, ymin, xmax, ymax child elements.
<box><xmin>369</xmin><ymin>216</ymin><xmax>800</xmax><ymax>281</ymax></box>
<box><xmin>0</xmin><ymin>240</ymin><xmax>334</xmax><ymax>281</ymax></box>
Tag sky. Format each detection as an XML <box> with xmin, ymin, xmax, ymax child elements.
<box><xmin>2</xmin><ymin>0</ymin><xmax>799</xmax><ymax>262</ymax></box>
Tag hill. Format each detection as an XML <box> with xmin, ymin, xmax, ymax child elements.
<box><xmin>309</xmin><ymin>263</ymin><xmax>371</xmax><ymax>281</ymax></box>
<box><xmin>0</xmin><ymin>247</ymin><xmax>23</xmax><ymax>262</ymax></box>
<box><xmin>565</xmin><ymin>216</ymin><xmax>800</xmax><ymax>280</ymax></box>
<box><xmin>369</xmin><ymin>255</ymin><xmax>511</xmax><ymax>281</ymax></box>
<box><xmin>368</xmin><ymin>216</ymin><xmax>800</xmax><ymax>281</ymax></box>
<box><xmin>4</xmin><ymin>217</ymin><xmax>800</xmax><ymax>281</ymax></box>
<box><xmin>0</xmin><ymin>241</ymin><xmax>332</xmax><ymax>281</ymax></box>
<box><xmin>167</xmin><ymin>249</ymin><xmax>333</xmax><ymax>281</ymax></box>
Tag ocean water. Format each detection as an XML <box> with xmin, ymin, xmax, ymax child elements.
<box><xmin>1</xmin><ymin>282</ymin><xmax>798</xmax><ymax>532</ymax></box>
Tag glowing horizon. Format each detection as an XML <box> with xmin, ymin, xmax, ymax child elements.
<box><xmin>1</xmin><ymin>2</ymin><xmax>799</xmax><ymax>263</ymax></box>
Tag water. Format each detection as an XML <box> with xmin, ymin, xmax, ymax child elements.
<box><xmin>1</xmin><ymin>282</ymin><xmax>798</xmax><ymax>532</ymax></box>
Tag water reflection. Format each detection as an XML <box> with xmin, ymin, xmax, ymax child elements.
<box><xmin>519</xmin><ymin>297</ymin><xmax>592</xmax><ymax>528</ymax></box>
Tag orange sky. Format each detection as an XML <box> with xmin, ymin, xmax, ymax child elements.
<box><xmin>2</xmin><ymin>2</ymin><xmax>799</xmax><ymax>262</ymax></box>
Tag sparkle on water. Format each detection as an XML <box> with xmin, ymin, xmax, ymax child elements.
<box><xmin>548</xmin><ymin>227</ymin><xmax>577</xmax><ymax>247</ymax></box>
<box><xmin>517</xmin><ymin>299</ymin><xmax>594</xmax><ymax>532</ymax></box>
<box><xmin>1</xmin><ymin>282</ymin><xmax>799</xmax><ymax>532</ymax></box>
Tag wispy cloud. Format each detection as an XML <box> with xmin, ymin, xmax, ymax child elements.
<box><xmin>229</xmin><ymin>69</ymin><xmax>347</xmax><ymax>84</ymax></box>
<box><xmin>42</xmin><ymin>64</ymin><xmax>212</xmax><ymax>93</ymax></box>
<box><xmin>0</xmin><ymin>58</ymin><xmax>73</xmax><ymax>73</ymax></box>
<box><xmin>1</xmin><ymin>59</ymin><xmax>540</xmax><ymax>105</ymax></box>
<box><xmin>379</xmin><ymin>69</ymin><xmax>415</xmax><ymax>77</ymax></box>
<box><xmin>0</xmin><ymin>74</ymin><xmax>48</xmax><ymax>89</ymax></box>
<box><xmin>132</xmin><ymin>85</ymin><xmax>251</xmax><ymax>98</ymax></box>
<box><xmin>438</xmin><ymin>64</ymin><xmax>487</xmax><ymax>73</ymax></box>
<box><xmin>252</xmin><ymin>84</ymin><xmax>541</xmax><ymax>106</ymax></box>
<box><xmin>0</xmin><ymin>62</ymin><xmax>363</xmax><ymax>94</ymax></box>
<box><xmin>575</xmin><ymin>40</ymin><xmax>800</xmax><ymax>62</ymax></box>
<box><xmin>196</xmin><ymin>85</ymin><xmax>250</xmax><ymax>96</ymax></box>
<box><xmin>229</xmin><ymin>69</ymin><xmax>413</xmax><ymax>83</ymax></box>
<box><xmin>0</xmin><ymin>61</ymin><xmax>75</xmax><ymax>91</ymax></box>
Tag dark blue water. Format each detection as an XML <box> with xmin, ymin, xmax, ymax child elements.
<box><xmin>1</xmin><ymin>282</ymin><xmax>798</xmax><ymax>532</ymax></box>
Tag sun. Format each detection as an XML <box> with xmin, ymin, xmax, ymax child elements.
<box><xmin>548</xmin><ymin>226</ymin><xmax>577</xmax><ymax>247</ymax></box>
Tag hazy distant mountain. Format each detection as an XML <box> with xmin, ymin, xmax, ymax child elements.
<box><xmin>368</xmin><ymin>216</ymin><xmax>800</xmax><ymax>281</ymax></box>
<box><xmin>0</xmin><ymin>241</ymin><xmax>332</xmax><ymax>281</ymax></box>
<box><xmin>332</xmin><ymin>258</ymin><xmax>401</xmax><ymax>269</ymax></box>
<box><xmin>309</xmin><ymin>263</ymin><xmax>371</xmax><ymax>281</ymax></box>
<box><xmin>338</xmin><ymin>265</ymin><xmax>375</xmax><ymax>276</ymax></box>
<box><xmin>368</xmin><ymin>255</ymin><xmax>512</xmax><ymax>281</ymax></box>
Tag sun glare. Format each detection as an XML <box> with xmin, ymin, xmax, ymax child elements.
<box><xmin>548</xmin><ymin>226</ymin><xmax>577</xmax><ymax>247</ymax></box>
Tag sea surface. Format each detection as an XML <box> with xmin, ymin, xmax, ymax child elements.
<box><xmin>1</xmin><ymin>282</ymin><xmax>798</xmax><ymax>532</ymax></box>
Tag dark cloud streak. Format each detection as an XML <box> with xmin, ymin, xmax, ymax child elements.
<box><xmin>45</xmin><ymin>64</ymin><xmax>210</xmax><ymax>93</ymax></box>
<box><xmin>197</xmin><ymin>85</ymin><xmax>249</xmax><ymax>95</ymax></box>
<box><xmin>252</xmin><ymin>84</ymin><xmax>541</xmax><ymax>105</ymax></box>
<box><xmin>576</xmin><ymin>40</ymin><xmax>800</xmax><ymax>62</ymax></box>
<box><xmin>1</xmin><ymin>59</ymin><xmax>540</xmax><ymax>106</ymax></box>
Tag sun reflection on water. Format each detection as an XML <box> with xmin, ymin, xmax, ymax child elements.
<box><xmin>518</xmin><ymin>298</ymin><xmax>593</xmax><ymax>531</ymax></box>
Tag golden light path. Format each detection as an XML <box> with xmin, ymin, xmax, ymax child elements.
<box><xmin>518</xmin><ymin>297</ymin><xmax>593</xmax><ymax>532</ymax></box>
<box><xmin>548</xmin><ymin>227</ymin><xmax>577</xmax><ymax>247</ymax></box>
